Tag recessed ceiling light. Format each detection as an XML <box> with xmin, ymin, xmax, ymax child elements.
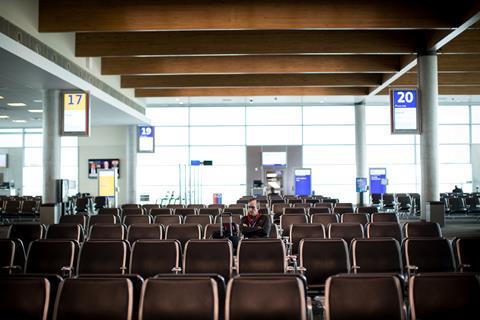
<box><xmin>7</xmin><ymin>102</ymin><xmax>27</xmax><ymax>107</ymax></box>
<box><xmin>12</xmin><ymin>120</ymin><xmax>27</xmax><ymax>123</ymax></box>
<box><xmin>28</xmin><ymin>109</ymin><xmax>43</xmax><ymax>113</ymax></box>
<box><xmin>33</xmin><ymin>99</ymin><xmax>42</xmax><ymax>103</ymax></box>
<box><xmin>0</xmin><ymin>115</ymin><xmax>9</xmax><ymax>119</ymax></box>
<box><xmin>0</xmin><ymin>96</ymin><xmax>4</xmax><ymax>99</ymax></box>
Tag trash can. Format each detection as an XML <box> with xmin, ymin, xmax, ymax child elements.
<box><xmin>426</xmin><ymin>201</ymin><xmax>445</xmax><ymax>227</ymax></box>
<box><xmin>40</xmin><ymin>203</ymin><xmax>60</xmax><ymax>225</ymax></box>
<box><xmin>213</xmin><ymin>193</ymin><xmax>223</xmax><ymax>204</ymax></box>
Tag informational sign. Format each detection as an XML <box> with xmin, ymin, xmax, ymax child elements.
<box><xmin>61</xmin><ymin>91</ymin><xmax>90</xmax><ymax>136</ymax></box>
<box><xmin>294</xmin><ymin>168</ymin><xmax>312</xmax><ymax>196</ymax></box>
<box><xmin>138</xmin><ymin>126</ymin><xmax>155</xmax><ymax>153</ymax></box>
<box><xmin>369</xmin><ymin>168</ymin><xmax>387</xmax><ymax>194</ymax></box>
<box><xmin>390</xmin><ymin>88</ymin><xmax>420</xmax><ymax>134</ymax></box>
<box><xmin>190</xmin><ymin>160</ymin><xmax>201</xmax><ymax>166</ymax></box>
<box><xmin>98</xmin><ymin>169</ymin><xmax>116</xmax><ymax>197</ymax></box>
<box><xmin>356</xmin><ymin>178</ymin><xmax>368</xmax><ymax>193</ymax></box>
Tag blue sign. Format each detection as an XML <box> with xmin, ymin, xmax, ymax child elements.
<box><xmin>356</xmin><ymin>178</ymin><xmax>368</xmax><ymax>193</ymax></box>
<box><xmin>294</xmin><ymin>169</ymin><xmax>312</xmax><ymax>196</ymax></box>
<box><xmin>369</xmin><ymin>168</ymin><xmax>387</xmax><ymax>194</ymax></box>
<box><xmin>190</xmin><ymin>160</ymin><xmax>201</xmax><ymax>166</ymax></box>
<box><xmin>138</xmin><ymin>126</ymin><xmax>155</xmax><ymax>153</ymax></box>
<box><xmin>390</xmin><ymin>88</ymin><xmax>420</xmax><ymax>134</ymax></box>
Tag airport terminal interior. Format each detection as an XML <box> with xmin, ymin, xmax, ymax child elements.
<box><xmin>1</xmin><ymin>1</ymin><xmax>480</xmax><ymax>319</ymax></box>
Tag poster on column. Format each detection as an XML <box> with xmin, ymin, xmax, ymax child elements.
<box><xmin>98</xmin><ymin>169</ymin><xmax>116</xmax><ymax>197</ymax></box>
<box><xmin>61</xmin><ymin>91</ymin><xmax>90</xmax><ymax>136</ymax></box>
<box><xmin>390</xmin><ymin>88</ymin><xmax>421</xmax><ymax>134</ymax></box>
<box><xmin>137</xmin><ymin>125</ymin><xmax>155</xmax><ymax>153</ymax></box>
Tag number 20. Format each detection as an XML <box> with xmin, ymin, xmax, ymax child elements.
<box><xmin>397</xmin><ymin>91</ymin><xmax>414</xmax><ymax>104</ymax></box>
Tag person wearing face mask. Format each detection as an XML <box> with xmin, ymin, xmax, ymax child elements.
<box><xmin>240</xmin><ymin>199</ymin><xmax>271</xmax><ymax>238</ymax></box>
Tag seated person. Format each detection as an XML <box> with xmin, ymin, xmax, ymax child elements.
<box><xmin>240</xmin><ymin>199</ymin><xmax>271</xmax><ymax>238</ymax></box>
<box><xmin>452</xmin><ymin>185</ymin><xmax>463</xmax><ymax>193</ymax></box>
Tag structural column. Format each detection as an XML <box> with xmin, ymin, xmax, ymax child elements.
<box><xmin>126</xmin><ymin>125</ymin><xmax>137</xmax><ymax>203</ymax></box>
<box><xmin>42</xmin><ymin>89</ymin><xmax>61</xmax><ymax>203</ymax></box>
<box><xmin>355</xmin><ymin>100</ymin><xmax>367</xmax><ymax>206</ymax></box>
<box><xmin>418</xmin><ymin>52</ymin><xmax>439</xmax><ymax>219</ymax></box>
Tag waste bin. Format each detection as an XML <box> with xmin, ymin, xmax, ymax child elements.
<box><xmin>40</xmin><ymin>203</ymin><xmax>60</xmax><ymax>225</ymax></box>
<box><xmin>426</xmin><ymin>201</ymin><xmax>445</xmax><ymax>227</ymax></box>
<box><xmin>213</xmin><ymin>193</ymin><xmax>222</xmax><ymax>204</ymax></box>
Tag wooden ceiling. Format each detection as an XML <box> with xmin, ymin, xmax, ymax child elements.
<box><xmin>39</xmin><ymin>0</ymin><xmax>480</xmax><ymax>97</ymax></box>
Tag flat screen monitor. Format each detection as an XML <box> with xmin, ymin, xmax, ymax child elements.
<box><xmin>88</xmin><ymin>159</ymin><xmax>120</xmax><ymax>179</ymax></box>
<box><xmin>0</xmin><ymin>154</ymin><xmax>7</xmax><ymax>168</ymax></box>
<box><xmin>262</xmin><ymin>152</ymin><xmax>287</xmax><ymax>166</ymax></box>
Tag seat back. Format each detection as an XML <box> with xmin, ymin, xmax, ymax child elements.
<box><xmin>165</xmin><ymin>224</ymin><xmax>202</xmax><ymax>249</ymax></box>
<box><xmin>352</xmin><ymin>238</ymin><xmax>403</xmax><ymax>273</ymax></box>
<box><xmin>237</xmin><ymin>239</ymin><xmax>286</xmax><ymax>274</ymax></box>
<box><xmin>122</xmin><ymin>204</ymin><xmax>141</xmax><ymax>209</ymax></box>
<box><xmin>311</xmin><ymin>213</ymin><xmax>339</xmax><ymax>225</ymax></box>
<box><xmin>0</xmin><ymin>239</ymin><xmax>16</xmax><ymax>273</ymax></box>
<box><xmin>268</xmin><ymin>224</ymin><xmax>280</xmax><ymax>239</ymax></box>
<box><xmin>59</xmin><ymin>214</ymin><xmax>87</xmax><ymax>230</ymax></box>
<box><xmin>140</xmin><ymin>277</ymin><xmax>219</xmax><ymax>320</ymax></box>
<box><xmin>89</xmin><ymin>223</ymin><xmax>126</xmax><ymax>240</ymax></box>
<box><xmin>198</xmin><ymin>208</ymin><xmax>221</xmax><ymax>216</ymax></box>
<box><xmin>299</xmin><ymin>239</ymin><xmax>350</xmax><ymax>288</ymax></box>
<box><xmin>371</xmin><ymin>213</ymin><xmax>399</xmax><ymax>223</ymax></box>
<box><xmin>283</xmin><ymin>207</ymin><xmax>306</xmax><ymax>214</ymax></box>
<box><xmin>334</xmin><ymin>207</ymin><xmax>355</xmax><ymax>214</ymax></box>
<box><xmin>127</xmin><ymin>224</ymin><xmax>163</xmax><ymax>243</ymax></box>
<box><xmin>222</xmin><ymin>208</ymin><xmax>245</xmax><ymax>216</ymax></box>
<box><xmin>214</xmin><ymin>213</ymin><xmax>242</xmax><ymax>224</ymax></box>
<box><xmin>154</xmin><ymin>214</ymin><xmax>182</xmax><ymax>226</ymax></box>
<box><xmin>340</xmin><ymin>213</ymin><xmax>370</xmax><ymax>225</ymax></box>
<box><xmin>78</xmin><ymin>240</ymin><xmax>129</xmax><ymax>275</ymax></box>
<box><xmin>356</xmin><ymin>206</ymin><xmax>379</xmax><ymax>214</ymax></box>
<box><xmin>367</xmin><ymin>222</ymin><xmax>403</xmax><ymax>243</ymax></box>
<box><xmin>21</xmin><ymin>200</ymin><xmax>39</xmax><ymax>214</ymax></box>
<box><xmin>226</xmin><ymin>276</ymin><xmax>307</xmax><ymax>320</ymax></box>
<box><xmin>130</xmin><ymin>240</ymin><xmax>180</xmax><ymax>278</ymax></box>
<box><xmin>174</xmin><ymin>208</ymin><xmax>196</xmax><ymax>217</ymax></box>
<box><xmin>98</xmin><ymin>208</ymin><xmax>121</xmax><ymax>215</ymax></box>
<box><xmin>47</xmin><ymin>224</ymin><xmax>83</xmax><ymax>242</ymax></box>
<box><xmin>328</xmin><ymin>223</ymin><xmax>364</xmax><ymax>245</ymax></box>
<box><xmin>149</xmin><ymin>208</ymin><xmax>172</xmax><ymax>216</ymax></box>
<box><xmin>142</xmin><ymin>204</ymin><xmax>160</xmax><ymax>213</ymax></box>
<box><xmin>53</xmin><ymin>278</ymin><xmax>133</xmax><ymax>320</ymax></box>
<box><xmin>184</xmin><ymin>214</ymin><xmax>212</xmax><ymax>228</ymax></box>
<box><xmin>184</xmin><ymin>239</ymin><xmax>233</xmax><ymax>280</ymax></box>
<box><xmin>25</xmin><ymin>239</ymin><xmax>78</xmax><ymax>275</ymax></box>
<box><xmin>453</xmin><ymin>237</ymin><xmax>480</xmax><ymax>272</ymax></box>
<box><xmin>409</xmin><ymin>273</ymin><xmax>480</xmax><ymax>320</ymax></box>
<box><xmin>123</xmin><ymin>214</ymin><xmax>151</xmax><ymax>226</ymax></box>
<box><xmin>325</xmin><ymin>274</ymin><xmax>406</xmax><ymax>320</ymax></box>
<box><xmin>404</xmin><ymin>222</ymin><xmax>442</xmax><ymax>238</ymax></box>
<box><xmin>122</xmin><ymin>208</ymin><xmax>145</xmax><ymax>216</ymax></box>
<box><xmin>89</xmin><ymin>214</ymin><xmax>118</xmax><ymax>227</ymax></box>
<box><xmin>280</xmin><ymin>214</ymin><xmax>308</xmax><ymax>236</ymax></box>
<box><xmin>309</xmin><ymin>207</ymin><xmax>332</xmax><ymax>214</ymax></box>
<box><xmin>8</xmin><ymin>223</ymin><xmax>45</xmax><ymax>250</ymax></box>
<box><xmin>289</xmin><ymin>223</ymin><xmax>325</xmax><ymax>255</ymax></box>
<box><xmin>0</xmin><ymin>277</ymin><xmax>50</xmax><ymax>320</ymax></box>
<box><xmin>403</xmin><ymin>238</ymin><xmax>455</xmax><ymax>273</ymax></box>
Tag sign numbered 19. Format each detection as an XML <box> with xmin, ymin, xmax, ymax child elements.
<box><xmin>390</xmin><ymin>88</ymin><xmax>421</xmax><ymax>134</ymax></box>
<box><xmin>138</xmin><ymin>125</ymin><xmax>155</xmax><ymax>153</ymax></box>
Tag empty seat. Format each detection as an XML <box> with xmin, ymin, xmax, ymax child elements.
<box><xmin>367</xmin><ymin>222</ymin><xmax>403</xmax><ymax>243</ymax></box>
<box><xmin>46</xmin><ymin>224</ymin><xmax>83</xmax><ymax>242</ymax></box>
<box><xmin>214</xmin><ymin>213</ymin><xmax>242</xmax><ymax>224</ymax></box>
<box><xmin>74</xmin><ymin>197</ymin><xmax>90</xmax><ymax>213</ymax></box>
<box><xmin>20</xmin><ymin>200</ymin><xmax>39</xmax><ymax>217</ymax></box>
<box><xmin>25</xmin><ymin>239</ymin><xmax>78</xmax><ymax>276</ymax></box>
<box><xmin>184</xmin><ymin>214</ymin><xmax>212</xmax><ymax>228</ymax></box>
<box><xmin>78</xmin><ymin>240</ymin><xmax>130</xmax><ymax>275</ymax></box>
<box><xmin>8</xmin><ymin>223</ymin><xmax>45</xmax><ymax>250</ymax></box>
<box><xmin>341</xmin><ymin>213</ymin><xmax>370</xmax><ymax>225</ymax></box>
<box><xmin>237</xmin><ymin>239</ymin><xmax>286</xmax><ymax>274</ymax></box>
<box><xmin>142</xmin><ymin>204</ymin><xmax>160</xmax><ymax>213</ymax></box>
<box><xmin>226</xmin><ymin>275</ymin><xmax>307</xmax><ymax>320</ymax></box>
<box><xmin>403</xmin><ymin>238</ymin><xmax>455</xmax><ymax>275</ymax></box>
<box><xmin>268</xmin><ymin>224</ymin><xmax>280</xmax><ymax>239</ymax></box>
<box><xmin>351</xmin><ymin>238</ymin><xmax>403</xmax><ymax>274</ymax></box>
<box><xmin>174</xmin><ymin>208</ymin><xmax>196</xmax><ymax>217</ymax></box>
<box><xmin>89</xmin><ymin>223</ymin><xmax>126</xmax><ymax>240</ymax></box>
<box><xmin>198</xmin><ymin>208</ymin><xmax>221</xmax><ymax>216</ymax></box>
<box><xmin>299</xmin><ymin>239</ymin><xmax>350</xmax><ymax>289</ymax></box>
<box><xmin>289</xmin><ymin>223</ymin><xmax>325</xmax><ymax>255</ymax></box>
<box><xmin>222</xmin><ymin>208</ymin><xmax>245</xmax><ymax>216</ymax></box>
<box><xmin>127</xmin><ymin>224</ymin><xmax>163</xmax><ymax>243</ymax></box>
<box><xmin>53</xmin><ymin>278</ymin><xmax>133</xmax><ymax>320</ymax></box>
<box><xmin>140</xmin><ymin>276</ymin><xmax>219</xmax><ymax>320</ymax></box>
<box><xmin>311</xmin><ymin>213</ymin><xmax>339</xmax><ymax>225</ymax></box>
<box><xmin>310</xmin><ymin>207</ymin><xmax>332</xmax><ymax>214</ymax></box>
<box><xmin>98</xmin><ymin>207</ymin><xmax>121</xmax><ymax>216</ymax></box>
<box><xmin>4</xmin><ymin>200</ymin><xmax>21</xmax><ymax>216</ymax></box>
<box><xmin>409</xmin><ymin>273</ymin><xmax>480</xmax><ymax>320</ymax></box>
<box><xmin>122</xmin><ymin>208</ymin><xmax>145</xmax><ymax>216</ymax></box>
<box><xmin>404</xmin><ymin>222</ymin><xmax>442</xmax><ymax>238</ymax></box>
<box><xmin>123</xmin><ymin>214</ymin><xmax>152</xmax><ymax>226</ymax></box>
<box><xmin>315</xmin><ymin>202</ymin><xmax>334</xmax><ymax>210</ymax></box>
<box><xmin>328</xmin><ymin>223</ymin><xmax>364</xmax><ymax>245</ymax></box>
<box><xmin>154</xmin><ymin>214</ymin><xmax>182</xmax><ymax>226</ymax></box>
<box><xmin>371</xmin><ymin>213</ymin><xmax>399</xmax><ymax>223</ymax></box>
<box><xmin>130</xmin><ymin>240</ymin><xmax>180</xmax><ymax>278</ymax></box>
<box><xmin>280</xmin><ymin>214</ymin><xmax>308</xmax><ymax>236</ymax></box>
<box><xmin>284</xmin><ymin>207</ymin><xmax>307</xmax><ymax>214</ymax></box>
<box><xmin>334</xmin><ymin>207</ymin><xmax>355</xmax><ymax>214</ymax></box>
<box><xmin>59</xmin><ymin>214</ymin><xmax>88</xmax><ymax>230</ymax></box>
<box><xmin>0</xmin><ymin>277</ymin><xmax>50</xmax><ymax>320</ymax></box>
<box><xmin>89</xmin><ymin>214</ymin><xmax>118</xmax><ymax>227</ymax></box>
<box><xmin>166</xmin><ymin>204</ymin><xmax>186</xmax><ymax>209</ymax></box>
<box><xmin>0</xmin><ymin>239</ymin><xmax>16</xmax><ymax>274</ymax></box>
<box><xmin>325</xmin><ymin>274</ymin><xmax>406</xmax><ymax>320</ymax></box>
<box><xmin>165</xmin><ymin>224</ymin><xmax>202</xmax><ymax>249</ymax></box>
<box><xmin>208</xmin><ymin>203</ymin><xmax>226</xmax><ymax>209</ymax></box>
<box><xmin>184</xmin><ymin>239</ymin><xmax>233</xmax><ymax>280</ymax></box>
<box><xmin>356</xmin><ymin>206</ymin><xmax>379</xmax><ymax>214</ymax></box>
<box><xmin>150</xmin><ymin>208</ymin><xmax>172</xmax><ymax>216</ymax></box>
<box><xmin>0</xmin><ymin>238</ymin><xmax>26</xmax><ymax>274</ymax></box>
<box><xmin>122</xmin><ymin>203</ymin><xmax>141</xmax><ymax>209</ymax></box>
<box><xmin>453</xmin><ymin>237</ymin><xmax>480</xmax><ymax>272</ymax></box>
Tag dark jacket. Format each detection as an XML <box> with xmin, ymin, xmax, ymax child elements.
<box><xmin>240</xmin><ymin>214</ymin><xmax>272</xmax><ymax>238</ymax></box>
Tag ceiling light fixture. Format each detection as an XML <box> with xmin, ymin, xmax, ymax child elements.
<box><xmin>12</xmin><ymin>120</ymin><xmax>27</xmax><ymax>123</ymax></box>
<box><xmin>28</xmin><ymin>109</ymin><xmax>43</xmax><ymax>113</ymax></box>
<box><xmin>33</xmin><ymin>99</ymin><xmax>42</xmax><ymax>103</ymax></box>
<box><xmin>7</xmin><ymin>102</ymin><xmax>27</xmax><ymax>107</ymax></box>
<box><xmin>0</xmin><ymin>115</ymin><xmax>9</xmax><ymax>119</ymax></box>
<box><xmin>0</xmin><ymin>96</ymin><xmax>4</xmax><ymax>99</ymax></box>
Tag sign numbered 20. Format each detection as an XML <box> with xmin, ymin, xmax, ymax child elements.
<box><xmin>138</xmin><ymin>125</ymin><xmax>155</xmax><ymax>153</ymax></box>
<box><xmin>61</xmin><ymin>91</ymin><xmax>90</xmax><ymax>136</ymax></box>
<box><xmin>390</xmin><ymin>88</ymin><xmax>421</xmax><ymax>134</ymax></box>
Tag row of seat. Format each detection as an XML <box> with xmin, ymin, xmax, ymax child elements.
<box><xmin>3</xmin><ymin>272</ymin><xmax>479</xmax><ymax>320</ymax></box>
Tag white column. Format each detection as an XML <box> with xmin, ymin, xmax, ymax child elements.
<box><xmin>126</xmin><ymin>125</ymin><xmax>137</xmax><ymax>203</ymax></box>
<box><xmin>355</xmin><ymin>100</ymin><xmax>367</xmax><ymax>206</ymax></box>
<box><xmin>42</xmin><ymin>89</ymin><xmax>61</xmax><ymax>203</ymax></box>
<box><xmin>418</xmin><ymin>52</ymin><xmax>439</xmax><ymax>219</ymax></box>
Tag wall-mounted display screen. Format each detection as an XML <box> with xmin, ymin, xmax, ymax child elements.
<box><xmin>88</xmin><ymin>159</ymin><xmax>120</xmax><ymax>179</ymax></box>
<box><xmin>390</xmin><ymin>88</ymin><xmax>420</xmax><ymax>134</ymax></box>
<box><xmin>138</xmin><ymin>125</ymin><xmax>155</xmax><ymax>153</ymax></box>
<box><xmin>61</xmin><ymin>91</ymin><xmax>90</xmax><ymax>136</ymax></box>
<box><xmin>262</xmin><ymin>152</ymin><xmax>287</xmax><ymax>166</ymax></box>
<box><xmin>0</xmin><ymin>154</ymin><xmax>7</xmax><ymax>168</ymax></box>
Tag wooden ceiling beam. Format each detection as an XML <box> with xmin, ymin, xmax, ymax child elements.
<box><xmin>102</xmin><ymin>55</ymin><xmax>402</xmax><ymax>75</ymax></box>
<box><xmin>39</xmin><ymin>0</ymin><xmax>456</xmax><ymax>32</ymax></box>
<box><xmin>438</xmin><ymin>54</ymin><xmax>480</xmax><ymax>71</ymax></box>
<box><xmin>388</xmin><ymin>72</ymin><xmax>480</xmax><ymax>86</ymax></box>
<box><xmin>442</xmin><ymin>30</ymin><xmax>480</xmax><ymax>53</ymax></box>
<box><xmin>76</xmin><ymin>30</ymin><xmax>433</xmax><ymax>57</ymax></box>
<box><xmin>135</xmin><ymin>87</ymin><xmax>369</xmax><ymax>97</ymax></box>
<box><xmin>121</xmin><ymin>74</ymin><xmax>382</xmax><ymax>88</ymax></box>
<box><xmin>379</xmin><ymin>86</ymin><xmax>480</xmax><ymax>95</ymax></box>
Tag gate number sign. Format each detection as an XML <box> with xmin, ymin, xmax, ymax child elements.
<box><xmin>390</xmin><ymin>88</ymin><xmax>421</xmax><ymax>134</ymax></box>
